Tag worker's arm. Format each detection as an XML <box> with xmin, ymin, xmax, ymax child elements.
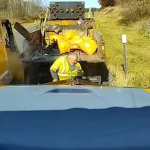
<box><xmin>50</xmin><ymin>70</ymin><xmax>59</xmax><ymax>81</ymax></box>
<box><xmin>75</xmin><ymin>63</ymin><xmax>84</xmax><ymax>76</ymax></box>
<box><xmin>50</xmin><ymin>57</ymin><xmax>62</xmax><ymax>81</ymax></box>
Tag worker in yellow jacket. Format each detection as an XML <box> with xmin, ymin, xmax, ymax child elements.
<box><xmin>50</xmin><ymin>53</ymin><xmax>84</xmax><ymax>82</ymax></box>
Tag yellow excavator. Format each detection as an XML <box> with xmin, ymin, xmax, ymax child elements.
<box><xmin>0</xmin><ymin>19</ymin><xmax>24</xmax><ymax>85</ymax></box>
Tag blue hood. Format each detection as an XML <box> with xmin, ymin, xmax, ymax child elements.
<box><xmin>0</xmin><ymin>86</ymin><xmax>150</xmax><ymax>150</ymax></box>
<box><xmin>0</xmin><ymin>86</ymin><xmax>150</xmax><ymax>111</ymax></box>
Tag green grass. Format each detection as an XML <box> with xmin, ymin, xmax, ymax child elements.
<box><xmin>95</xmin><ymin>6</ymin><xmax>150</xmax><ymax>87</ymax></box>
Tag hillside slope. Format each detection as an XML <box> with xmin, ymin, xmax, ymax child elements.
<box><xmin>95</xmin><ymin>6</ymin><xmax>150</xmax><ymax>87</ymax></box>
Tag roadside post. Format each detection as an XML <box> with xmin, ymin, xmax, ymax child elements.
<box><xmin>122</xmin><ymin>34</ymin><xmax>127</xmax><ymax>78</ymax></box>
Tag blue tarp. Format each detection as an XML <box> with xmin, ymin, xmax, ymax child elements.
<box><xmin>1</xmin><ymin>107</ymin><xmax>150</xmax><ymax>150</ymax></box>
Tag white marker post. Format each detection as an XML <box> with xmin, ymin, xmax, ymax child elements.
<box><xmin>122</xmin><ymin>34</ymin><xmax>127</xmax><ymax>78</ymax></box>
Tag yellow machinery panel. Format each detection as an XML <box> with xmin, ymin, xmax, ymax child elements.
<box><xmin>0</xmin><ymin>19</ymin><xmax>25</xmax><ymax>84</ymax></box>
<box><xmin>0</xmin><ymin>21</ymin><xmax>8</xmax><ymax>76</ymax></box>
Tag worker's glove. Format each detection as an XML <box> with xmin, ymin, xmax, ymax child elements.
<box><xmin>77</xmin><ymin>71</ymin><xmax>84</xmax><ymax>77</ymax></box>
<box><xmin>75</xmin><ymin>65</ymin><xmax>84</xmax><ymax>76</ymax></box>
<box><xmin>53</xmin><ymin>79</ymin><xmax>58</xmax><ymax>82</ymax></box>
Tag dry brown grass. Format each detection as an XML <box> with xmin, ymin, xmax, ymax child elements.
<box><xmin>120</xmin><ymin>0</ymin><xmax>150</xmax><ymax>24</ymax></box>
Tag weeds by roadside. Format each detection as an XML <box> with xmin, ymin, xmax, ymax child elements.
<box><xmin>95</xmin><ymin>7</ymin><xmax>150</xmax><ymax>87</ymax></box>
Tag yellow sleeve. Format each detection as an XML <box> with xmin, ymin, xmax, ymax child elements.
<box><xmin>50</xmin><ymin>57</ymin><xmax>62</xmax><ymax>72</ymax></box>
<box><xmin>75</xmin><ymin>62</ymin><xmax>84</xmax><ymax>76</ymax></box>
<box><xmin>76</xmin><ymin>62</ymin><xmax>82</xmax><ymax>70</ymax></box>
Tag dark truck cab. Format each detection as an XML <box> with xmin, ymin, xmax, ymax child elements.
<box><xmin>15</xmin><ymin>1</ymin><xmax>109</xmax><ymax>85</ymax></box>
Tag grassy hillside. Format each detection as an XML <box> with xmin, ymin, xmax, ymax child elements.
<box><xmin>95</xmin><ymin>6</ymin><xmax>150</xmax><ymax>87</ymax></box>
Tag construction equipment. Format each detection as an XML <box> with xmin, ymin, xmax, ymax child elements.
<box><xmin>0</xmin><ymin>19</ymin><xmax>25</xmax><ymax>85</ymax></box>
<box><xmin>14</xmin><ymin>1</ymin><xmax>107</xmax><ymax>85</ymax></box>
<box><xmin>0</xmin><ymin>19</ymin><xmax>12</xmax><ymax>84</ymax></box>
<box><xmin>0</xmin><ymin>19</ymin><xmax>24</xmax><ymax>85</ymax></box>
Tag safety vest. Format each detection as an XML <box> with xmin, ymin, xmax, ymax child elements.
<box><xmin>50</xmin><ymin>55</ymin><xmax>82</xmax><ymax>81</ymax></box>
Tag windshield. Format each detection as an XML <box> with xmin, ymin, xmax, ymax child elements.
<box><xmin>0</xmin><ymin>0</ymin><xmax>150</xmax><ymax>88</ymax></box>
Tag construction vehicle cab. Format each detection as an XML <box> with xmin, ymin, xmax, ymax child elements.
<box><xmin>15</xmin><ymin>1</ymin><xmax>108</xmax><ymax>85</ymax></box>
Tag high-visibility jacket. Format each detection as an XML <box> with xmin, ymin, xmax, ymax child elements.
<box><xmin>50</xmin><ymin>55</ymin><xmax>82</xmax><ymax>81</ymax></box>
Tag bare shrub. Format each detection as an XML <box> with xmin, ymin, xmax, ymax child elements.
<box><xmin>0</xmin><ymin>0</ymin><xmax>45</xmax><ymax>22</ymax></box>
<box><xmin>119</xmin><ymin>0</ymin><xmax>150</xmax><ymax>23</ymax></box>
<box><xmin>98</xmin><ymin>0</ymin><xmax>116</xmax><ymax>8</ymax></box>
